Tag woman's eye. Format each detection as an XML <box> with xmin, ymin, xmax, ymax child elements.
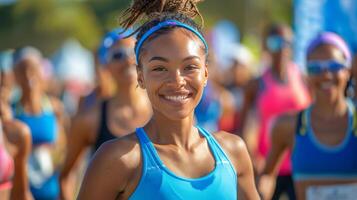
<box><xmin>185</xmin><ymin>65</ymin><xmax>199</xmax><ymax>70</ymax></box>
<box><xmin>152</xmin><ymin>66</ymin><xmax>167</xmax><ymax>71</ymax></box>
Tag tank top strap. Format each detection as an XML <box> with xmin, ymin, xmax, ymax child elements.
<box><xmin>13</xmin><ymin>95</ymin><xmax>54</xmax><ymax>116</ymax></box>
<box><xmin>346</xmin><ymin>99</ymin><xmax>357</xmax><ymax>137</ymax></box>
<box><xmin>196</xmin><ymin>126</ymin><xmax>236</xmax><ymax>173</ymax></box>
<box><xmin>94</xmin><ymin>100</ymin><xmax>116</xmax><ymax>152</ymax></box>
<box><xmin>296</xmin><ymin>108</ymin><xmax>309</xmax><ymax>136</ymax></box>
<box><xmin>135</xmin><ymin>128</ymin><xmax>163</xmax><ymax>170</ymax></box>
<box><xmin>41</xmin><ymin>96</ymin><xmax>54</xmax><ymax>114</ymax></box>
<box><xmin>13</xmin><ymin>100</ymin><xmax>24</xmax><ymax>116</ymax></box>
<box><xmin>304</xmin><ymin>100</ymin><xmax>355</xmax><ymax>137</ymax></box>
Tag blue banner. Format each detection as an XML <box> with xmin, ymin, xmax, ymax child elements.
<box><xmin>293</xmin><ymin>0</ymin><xmax>357</xmax><ymax>69</ymax></box>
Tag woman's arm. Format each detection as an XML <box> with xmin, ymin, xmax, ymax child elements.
<box><xmin>215</xmin><ymin>132</ymin><xmax>260</xmax><ymax>200</ymax></box>
<box><xmin>4</xmin><ymin>120</ymin><xmax>33</xmax><ymax>200</ymax></box>
<box><xmin>258</xmin><ymin>115</ymin><xmax>296</xmax><ymax>200</ymax></box>
<box><xmin>59</xmin><ymin>111</ymin><xmax>97</xmax><ymax>200</ymax></box>
<box><xmin>77</xmin><ymin>137</ymin><xmax>139</xmax><ymax>200</ymax></box>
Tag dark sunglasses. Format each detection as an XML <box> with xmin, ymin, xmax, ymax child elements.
<box><xmin>107</xmin><ymin>48</ymin><xmax>134</xmax><ymax>63</ymax></box>
<box><xmin>266</xmin><ymin>35</ymin><xmax>292</xmax><ymax>53</ymax></box>
<box><xmin>306</xmin><ymin>59</ymin><xmax>347</xmax><ymax>75</ymax></box>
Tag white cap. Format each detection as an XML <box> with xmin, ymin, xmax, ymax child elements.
<box><xmin>228</xmin><ymin>44</ymin><xmax>253</xmax><ymax>67</ymax></box>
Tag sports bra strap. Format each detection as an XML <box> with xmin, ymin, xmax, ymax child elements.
<box><xmin>14</xmin><ymin>96</ymin><xmax>53</xmax><ymax>115</ymax></box>
<box><xmin>135</xmin><ymin>128</ymin><xmax>162</xmax><ymax>169</ymax></box>
<box><xmin>297</xmin><ymin>100</ymin><xmax>357</xmax><ymax>137</ymax></box>
<box><xmin>296</xmin><ymin>110</ymin><xmax>308</xmax><ymax>136</ymax></box>
<box><xmin>346</xmin><ymin>99</ymin><xmax>357</xmax><ymax>137</ymax></box>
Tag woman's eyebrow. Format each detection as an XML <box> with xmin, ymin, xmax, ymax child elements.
<box><xmin>149</xmin><ymin>56</ymin><xmax>169</xmax><ymax>62</ymax></box>
<box><xmin>182</xmin><ymin>56</ymin><xmax>201</xmax><ymax>62</ymax></box>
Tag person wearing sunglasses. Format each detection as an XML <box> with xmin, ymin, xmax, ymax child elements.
<box><xmin>59</xmin><ymin>30</ymin><xmax>152</xmax><ymax>200</ymax></box>
<box><xmin>239</xmin><ymin>24</ymin><xmax>311</xmax><ymax>200</ymax></box>
<box><xmin>260</xmin><ymin>32</ymin><xmax>357</xmax><ymax>200</ymax></box>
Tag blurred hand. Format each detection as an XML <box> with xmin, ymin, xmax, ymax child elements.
<box><xmin>258</xmin><ymin>174</ymin><xmax>276</xmax><ymax>200</ymax></box>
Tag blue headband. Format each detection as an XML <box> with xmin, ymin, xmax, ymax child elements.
<box><xmin>135</xmin><ymin>20</ymin><xmax>208</xmax><ymax>64</ymax></box>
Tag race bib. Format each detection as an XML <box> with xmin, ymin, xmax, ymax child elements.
<box><xmin>307</xmin><ymin>183</ymin><xmax>357</xmax><ymax>200</ymax></box>
<box><xmin>28</xmin><ymin>145</ymin><xmax>54</xmax><ymax>188</ymax></box>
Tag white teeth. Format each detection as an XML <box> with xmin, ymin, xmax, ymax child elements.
<box><xmin>164</xmin><ymin>95</ymin><xmax>188</xmax><ymax>101</ymax></box>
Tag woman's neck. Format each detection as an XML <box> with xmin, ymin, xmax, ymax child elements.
<box><xmin>271</xmin><ymin>56</ymin><xmax>290</xmax><ymax>82</ymax></box>
<box><xmin>20</xmin><ymin>89</ymin><xmax>43</xmax><ymax>113</ymax></box>
<box><xmin>312</xmin><ymin>95</ymin><xmax>347</xmax><ymax>119</ymax></box>
<box><xmin>145</xmin><ymin>113</ymin><xmax>198</xmax><ymax>149</ymax></box>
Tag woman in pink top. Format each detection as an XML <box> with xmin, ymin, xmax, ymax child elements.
<box><xmin>0</xmin><ymin>54</ymin><xmax>32</xmax><ymax>200</ymax></box>
<box><xmin>240</xmin><ymin>24</ymin><xmax>311</xmax><ymax>200</ymax></box>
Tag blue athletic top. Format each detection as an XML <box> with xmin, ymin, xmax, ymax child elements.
<box><xmin>130</xmin><ymin>127</ymin><xmax>237</xmax><ymax>200</ymax></box>
<box><xmin>292</xmin><ymin>100</ymin><xmax>357</xmax><ymax>181</ymax></box>
<box><xmin>13</xmin><ymin>97</ymin><xmax>58</xmax><ymax>145</ymax></box>
<box><xmin>13</xmin><ymin>96</ymin><xmax>59</xmax><ymax>200</ymax></box>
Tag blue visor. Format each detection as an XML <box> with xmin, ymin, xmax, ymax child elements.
<box><xmin>266</xmin><ymin>35</ymin><xmax>291</xmax><ymax>53</ymax></box>
<box><xmin>306</xmin><ymin>59</ymin><xmax>346</xmax><ymax>75</ymax></box>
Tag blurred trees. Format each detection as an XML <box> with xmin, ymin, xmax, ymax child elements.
<box><xmin>0</xmin><ymin>0</ymin><xmax>292</xmax><ymax>55</ymax></box>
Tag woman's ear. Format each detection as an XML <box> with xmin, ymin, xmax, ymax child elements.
<box><xmin>137</xmin><ymin>65</ymin><xmax>145</xmax><ymax>89</ymax></box>
<box><xmin>204</xmin><ymin>63</ymin><xmax>209</xmax><ymax>86</ymax></box>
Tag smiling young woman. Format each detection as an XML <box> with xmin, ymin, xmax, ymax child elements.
<box><xmin>77</xmin><ymin>0</ymin><xmax>259</xmax><ymax>200</ymax></box>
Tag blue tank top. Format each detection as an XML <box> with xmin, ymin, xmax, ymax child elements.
<box><xmin>13</xmin><ymin>96</ymin><xmax>59</xmax><ymax>200</ymax></box>
<box><xmin>14</xmin><ymin>97</ymin><xmax>58</xmax><ymax>145</ymax></box>
<box><xmin>292</xmin><ymin>100</ymin><xmax>357</xmax><ymax>181</ymax></box>
<box><xmin>130</xmin><ymin>127</ymin><xmax>237</xmax><ymax>200</ymax></box>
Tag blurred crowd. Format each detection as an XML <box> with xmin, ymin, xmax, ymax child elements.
<box><xmin>1</xmin><ymin>9</ymin><xmax>357</xmax><ymax>200</ymax></box>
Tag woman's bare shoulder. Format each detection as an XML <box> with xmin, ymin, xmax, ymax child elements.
<box><xmin>212</xmin><ymin>131</ymin><xmax>247</xmax><ymax>155</ymax></box>
<box><xmin>3</xmin><ymin>119</ymin><xmax>32</xmax><ymax>155</ymax></box>
<box><xmin>90</xmin><ymin>132</ymin><xmax>142</xmax><ymax>173</ymax></box>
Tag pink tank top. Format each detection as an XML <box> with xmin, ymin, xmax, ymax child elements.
<box><xmin>0</xmin><ymin>122</ymin><xmax>14</xmax><ymax>190</ymax></box>
<box><xmin>257</xmin><ymin>63</ymin><xmax>310</xmax><ymax>175</ymax></box>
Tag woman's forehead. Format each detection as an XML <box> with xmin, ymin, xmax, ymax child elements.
<box><xmin>308</xmin><ymin>44</ymin><xmax>345</xmax><ymax>61</ymax></box>
<box><xmin>111</xmin><ymin>37</ymin><xmax>135</xmax><ymax>50</ymax></box>
<box><xmin>140</xmin><ymin>29</ymin><xmax>205</xmax><ymax>62</ymax></box>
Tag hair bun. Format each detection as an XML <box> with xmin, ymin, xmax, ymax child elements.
<box><xmin>120</xmin><ymin>0</ymin><xmax>204</xmax><ymax>29</ymax></box>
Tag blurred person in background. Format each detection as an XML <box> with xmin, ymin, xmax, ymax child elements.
<box><xmin>219</xmin><ymin>44</ymin><xmax>254</xmax><ymax>134</ymax></box>
<box><xmin>12</xmin><ymin>47</ymin><xmax>67</xmax><ymax>200</ymax></box>
<box><xmin>194</xmin><ymin>43</ymin><xmax>237</xmax><ymax>133</ymax></box>
<box><xmin>76</xmin><ymin>46</ymin><xmax>117</xmax><ymax>114</ymax></box>
<box><xmin>0</xmin><ymin>51</ymin><xmax>33</xmax><ymax>200</ymax></box>
<box><xmin>260</xmin><ymin>32</ymin><xmax>357</xmax><ymax>200</ymax></box>
<box><xmin>59</xmin><ymin>30</ymin><xmax>152</xmax><ymax>200</ymax></box>
<box><xmin>240</xmin><ymin>24</ymin><xmax>311</xmax><ymax>200</ymax></box>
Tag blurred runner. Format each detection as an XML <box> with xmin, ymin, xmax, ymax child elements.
<box><xmin>240</xmin><ymin>24</ymin><xmax>311</xmax><ymax>200</ymax></box>
<box><xmin>59</xmin><ymin>30</ymin><xmax>152</xmax><ymax>200</ymax></box>
<box><xmin>220</xmin><ymin>44</ymin><xmax>254</xmax><ymax>134</ymax></box>
<box><xmin>12</xmin><ymin>47</ymin><xmax>67</xmax><ymax>200</ymax></box>
<box><xmin>260</xmin><ymin>32</ymin><xmax>357</xmax><ymax>200</ymax></box>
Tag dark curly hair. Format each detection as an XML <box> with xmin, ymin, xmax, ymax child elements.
<box><xmin>119</xmin><ymin>0</ymin><xmax>206</xmax><ymax>66</ymax></box>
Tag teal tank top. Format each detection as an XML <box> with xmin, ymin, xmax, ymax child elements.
<box><xmin>129</xmin><ymin>127</ymin><xmax>237</xmax><ymax>200</ymax></box>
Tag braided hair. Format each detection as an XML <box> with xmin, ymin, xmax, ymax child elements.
<box><xmin>119</xmin><ymin>0</ymin><xmax>206</xmax><ymax>66</ymax></box>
